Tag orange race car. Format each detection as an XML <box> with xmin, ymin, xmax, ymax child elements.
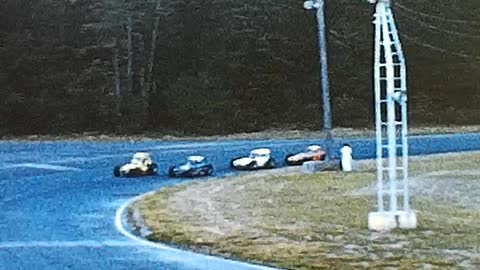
<box><xmin>285</xmin><ymin>145</ymin><xmax>326</xmax><ymax>166</ymax></box>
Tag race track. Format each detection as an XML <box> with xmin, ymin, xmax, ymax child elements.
<box><xmin>1</xmin><ymin>133</ymin><xmax>480</xmax><ymax>270</ymax></box>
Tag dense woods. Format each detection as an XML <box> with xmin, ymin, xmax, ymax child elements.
<box><xmin>0</xmin><ymin>0</ymin><xmax>479</xmax><ymax>136</ymax></box>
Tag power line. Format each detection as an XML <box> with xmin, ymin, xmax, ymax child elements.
<box><xmin>394</xmin><ymin>2</ymin><xmax>480</xmax><ymax>26</ymax></box>
<box><xmin>400</xmin><ymin>32</ymin><xmax>480</xmax><ymax>63</ymax></box>
<box><xmin>328</xmin><ymin>29</ymin><xmax>362</xmax><ymax>49</ymax></box>
<box><xmin>394</xmin><ymin>8</ymin><xmax>480</xmax><ymax>39</ymax></box>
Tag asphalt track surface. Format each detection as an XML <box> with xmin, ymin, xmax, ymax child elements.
<box><xmin>1</xmin><ymin>133</ymin><xmax>480</xmax><ymax>270</ymax></box>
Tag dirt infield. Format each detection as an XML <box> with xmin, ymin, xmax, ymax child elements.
<box><xmin>135</xmin><ymin>152</ymin><xmax>480</xmax><ymax>269</ymax></box>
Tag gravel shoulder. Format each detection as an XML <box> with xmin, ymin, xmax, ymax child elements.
<box><xmin>135</xmin><ymin>152</ymin><xmax>480</xmax><ymax>270</ymax></box>
<box><xmin>3</xmin><ymin>125</ymin><xmax>480</xmax><ymax>142</ymax></box>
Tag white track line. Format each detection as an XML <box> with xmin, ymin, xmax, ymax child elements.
<box><xmin>114</xmin><ymin>192</ymin><xmax>280</xmax><ymax>270</ymax></box>
<box><xmin>0</xmin><ymin>163</ymin><xmax>80</xmax><ymax>171</ymax></box>
<box><xmin>49</xmin><ymin>155</ymin><xmax>124</xmax><ymax>164</ymax></box>
<box><xmin>0</xmin><ymin>240</ymin><xmax>137</xmax><ymax>248</ymax></box>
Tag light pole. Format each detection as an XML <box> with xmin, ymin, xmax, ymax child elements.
<box><xmin>304</xmin><ymin>0</ymin><xmax>333</xmax><ymax>160</ymax></box>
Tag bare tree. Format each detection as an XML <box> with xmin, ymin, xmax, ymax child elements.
<box><xmin>126</xmin><ymin>10</ymin><xmax>133</xmax><ymax>94</ymax></box>
<box><xmin>113</xmin><ymin>39</ymin><xmax>121</xmax><ymax>98</ymax></box>
<box><xmin>145</xmin><ymin>0</ymin><xmax>161</xmax><ymax>98</ymax></box>
<box><xmin>113</xmin><ymin>42</ymin><xmax>122</xmax><ymax>121</ymax></box>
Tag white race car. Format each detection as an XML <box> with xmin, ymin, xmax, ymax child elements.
<box><xmin>113</xmin><ymin>152</ymin><xmax>158</xmax><ymax>177</ymax></box>
<box><xmin>231</xmin><ymin>148</ymin><xmax>276</xmax><ymax>170</ymax></box>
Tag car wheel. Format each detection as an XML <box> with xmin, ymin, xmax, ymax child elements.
<box><xmin>267</xmin><ymin>159</ymin><xmax>275</xmax><ymax>169</ymax></box>
<box><xmin>130</xmin><ymin>169</ymin><xmax>141</xmax><ymax>177</ymax></box>
<box><xmin>168</xmin><ymin>166</ymin><xmax>176</xmax><ymax>177</ymax></box>
<box><xmin>113</xmin><ymin>166</ymin><xmax>121</xmax><ymax>177</ymax></box>
<box><xmin>247</xmin><ymin>161</ymin><xmax>257</xmax><ymax>170</ymax></box>
<box><xmin>147</xmin><ymin>163</ymin><xmax>158</xmax><ymax>175</ymax></box>
<box><xmin>207</xmin><ymin>167</ymin><xmax>213</xmax><ymax>176</ymax></box>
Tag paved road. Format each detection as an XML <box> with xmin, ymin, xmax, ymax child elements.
<box><xmin>1</xmin><ymin>134</ymin><xmax>480</xmax><ymax>270</ymax></box>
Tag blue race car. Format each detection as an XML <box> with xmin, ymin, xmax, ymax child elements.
<box><xmin>168</xmin><ymin>156</ymin><xmax>214</xmax><ymax>178</ymax></box>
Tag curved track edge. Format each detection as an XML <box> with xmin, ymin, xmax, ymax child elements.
<box><xmin>115</xmin><ymin>191</ymin><xmax>280</xmax><ymax>270</ymax></box>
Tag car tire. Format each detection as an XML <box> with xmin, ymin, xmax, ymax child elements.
<box><xmin>206</xmin><ymin>166</ymin><xmax>214</xmax><ymax>176</ymax></box>
<box><xmin>247</xmin><ymin>161</ymin><xmax>257</xmax><ymax>170</ymax></box>
<box><xmin>168</xmin><ymin>166</ymin><xmax>176</xmax><ymax>177</ymax></box>
<box><xmin>113</xmin><ymin>166</ymin><xmax>121</xmax><ymax>177</ymax></box>
<box><xmin>266</xmin><ymin>159</ymin><xmax>275</xmax><ymax>169</ymax></box>
<box><xmin>147</xmin><ymin>163</ymin><xmax>158</xmax><ymax>175</ymax></box>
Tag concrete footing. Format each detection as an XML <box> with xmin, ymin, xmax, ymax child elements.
<box><xmin>302</xmin><ymin>161</ymin><xmax>324</xmax><ymax>173</ymax></box>
<box><xmin>397</xmin><ymin>210</ymin><xmax>417</xmax><ymax>229</ymax></box>
<box><xmin>368</xmin><ymin>210</ymin><xmax>417</xmax><ymax>231</ymax></box>
<box><xmin>302</xmin><ymin>160</ymin><xmax>339</xmax><ymax>173</ymax></box>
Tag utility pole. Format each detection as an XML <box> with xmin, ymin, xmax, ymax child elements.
<box><xmin>304</xmin><ymin>0</ymin><xmax>333</xmax><ymax>160</ymax></box>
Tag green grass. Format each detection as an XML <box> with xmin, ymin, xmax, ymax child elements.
<box><xmin>135</xmin><ymin>153</ymin><xmax>480</xmax><ymax>269</ymax></box>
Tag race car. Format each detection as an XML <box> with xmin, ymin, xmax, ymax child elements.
<box><xmin>168</xmin><ymin>155</ymin><xmax>214</xmax><ymax>178</ymax></box>
<box><xmin>285</xmin><ymin>145</ymin><xmax>326</xmax><ymax>166</ymax></box>
<box><xmin>231</xmin><ymin>148</ymin><xmax>276</xmax><ymax>170</ymax></box>
<box><xmin>113</xmin><ymin>152</ymin><xmax>158</xmax><ymax>177</ymax></box>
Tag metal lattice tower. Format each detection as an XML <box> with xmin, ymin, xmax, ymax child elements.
<box><xmin>368</xmin><ymin>0</ymin><xmax>416</xmax><ymax>231</ymax></box>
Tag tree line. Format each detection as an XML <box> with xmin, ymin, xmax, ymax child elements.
<box><xmin>0</xmin><ymin>0</ymin><xmax>479</xmax><ymax>136</ymax></box>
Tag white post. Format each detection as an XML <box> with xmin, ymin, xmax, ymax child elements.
<box><xmin>381</xmin><ymin>7</ymin><xmax>398</xmax><ymax>213</ymax></box>
<box><xmin>373</xmin><ymin>4</ymin><xmax>384</xmax><ymax>212</ymax></box>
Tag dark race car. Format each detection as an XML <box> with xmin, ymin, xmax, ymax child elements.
<box><xmin>113</xmin><ymin>152</ymin><xmax>158</xmax><ymax>177</ymax></box>
<box><xmin>285</xmin><ymin>145</ymin><xmax>326</xmax><ymax>166</ymax></box>
<box><xmin>231</xmin><ymin>148</ymin><xmax>276</xmax><ymax>170</ymax></box>
<box><xmin>168</xmin><ymin>156</ymin><xmax>214</xmax><ymax>178</ymax></box>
